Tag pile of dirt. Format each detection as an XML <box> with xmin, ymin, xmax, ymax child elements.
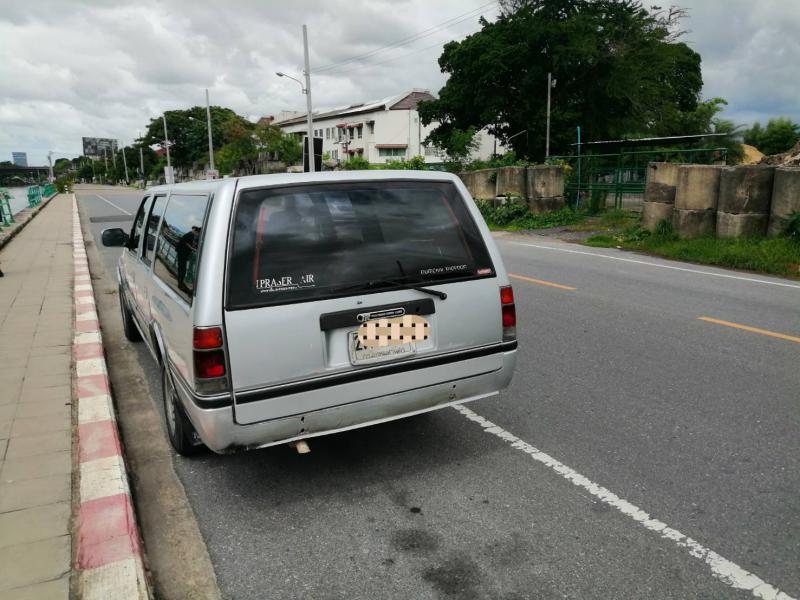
<box><xmin>759</xmin><ymin>140</ymin><xmax>800</xmax><ymax>166</ymax></box>
<box><xmin>742</xmin><ymin>144</ymin><xmax>764</xmax><ymax>164</ymax></box>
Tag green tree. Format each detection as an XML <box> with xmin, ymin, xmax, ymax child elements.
<box><xmin>216</xmin><ymin>115</ymin><xmax>258</xmax><ymax>175</ymax></box>
<box><xmin>743</xmin><ymin>117</ymin><xmax>800</xmax><ymax>156</ymax></box>
<box><xmin>419</xmin><ymin>0</ymin><xmax>704</xmax><ymax>161</ymax></box>
<box><xmin>253</xmin><ymin>123</ymin><xmax>303</xmax><ymax>164</ymax></box>
<box><xmin>139</xmin><ymin>106</ymin><xmax>244</xmax><ymax>168</ymax></box>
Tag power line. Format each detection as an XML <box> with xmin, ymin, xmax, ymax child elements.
<box><xmin>312</xmin><ymin>1</ymin><xmax>497</xmax><ymax>74</ymax></box>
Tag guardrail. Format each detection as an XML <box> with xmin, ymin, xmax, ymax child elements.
<box><xmin>0</xmin><ymin>188</ymin><xmax>14</xmax><ymax>227</ymax></box>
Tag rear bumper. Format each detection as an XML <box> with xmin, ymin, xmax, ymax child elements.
<box><xmin>176</xmin><ymin>347</ymin><xmax>516</xmax><ymax>454</ymax></box>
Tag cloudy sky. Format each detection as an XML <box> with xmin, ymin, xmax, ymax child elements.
<box><xmin>1</xmin><ymin>0</ymin><xmax>798</xmax><ymax>166</ymax></box>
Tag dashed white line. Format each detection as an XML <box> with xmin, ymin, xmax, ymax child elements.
<box><xmin>95</xmin><ymin>194</ymin><xmax>133</xmax><ymax>215</ymax></box>
<box><xmin>453</xmin><ymin>404</ymin><xmax>796</xmax><ymax>600</ymax></box>
<box><xmin>508</xmin><ymin>241</ymin><xmax>800</xmax><ymax>290</ymax></box>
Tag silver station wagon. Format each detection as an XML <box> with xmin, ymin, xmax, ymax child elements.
<box><xmin>102</xmin><ymin>171</ymin><xmax>517</xmax><ymax>455</ymax></box>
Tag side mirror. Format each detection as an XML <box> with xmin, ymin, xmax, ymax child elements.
<box><xmin>101</xmin><ymin>228</ymin><xmax>129</xmax><ymax>247</ymax></box>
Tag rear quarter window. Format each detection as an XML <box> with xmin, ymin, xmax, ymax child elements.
<box><xmin>226</xmin><ymin>181</ymin><xmax>494</xmax><ymax>309</ymax></box>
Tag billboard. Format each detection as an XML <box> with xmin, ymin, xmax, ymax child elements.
<box><xmin>82</xmin><ymin>137</ymin><xmax>118</xmax><ymax>157</ymax></box>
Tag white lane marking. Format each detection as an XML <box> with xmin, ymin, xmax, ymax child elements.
<box><xmin>453</xmin><ymin>404</ymin><xmax>796</xmax><ymax>600</ymax></box>
<box><xmin>508</xmin><ymin>241</ymin><xmax>800</xmax><ymax>290</ymax></box>
<box><xmin>95</xmin><ymin>194</ymin><xmax>133</xmax><ymax>215</ymax></box>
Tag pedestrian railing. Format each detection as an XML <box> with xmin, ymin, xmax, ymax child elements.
<box><xmin>27</xmin><ymin>186</ymin><xmax>43</xmax><ymax>208</ymax></box>
<box><xmin>0</xmin><ymin>188</ymin><xmax>14</xmax><ymax>227</ymax></box>
<box><xmin>43</xmin><ymin>183</ymin><xmax>56</xmax><ymax>197</ymax></box>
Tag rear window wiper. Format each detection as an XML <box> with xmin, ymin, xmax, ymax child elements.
<box><xmin>327</xmin><ymin>277</ymin><xmax>447</xmax><ymax>300</ymax></box>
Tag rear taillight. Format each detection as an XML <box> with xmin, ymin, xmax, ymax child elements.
<box><xmin>194</xmin><ymin>350</ymin><xmax>226</xmax><ymax>379</ymax></box>
<box><xmin>193</xmin><ymin>326</ymin><xmax>227</xmax><ymax>382</ymax></box>
<box><xmin>500</xmin><ymin>285</ymin><xmax>516</xmax><ymax>342</ymax></box>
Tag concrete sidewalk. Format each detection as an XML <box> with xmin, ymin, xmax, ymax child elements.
<box><xmin>0</xmin><ymin>194</ymin><xmax>73</xmax><ymax>598</ymax></box>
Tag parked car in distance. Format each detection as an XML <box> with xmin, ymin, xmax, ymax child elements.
<box><xmin>101</xmin><ymin>171</ymin><xmax>517</xmax><ymax>455</ymax></box>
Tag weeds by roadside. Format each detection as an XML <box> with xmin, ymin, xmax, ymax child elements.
<box><xmin>586</xmin><ymin>219</ymin><xmax>800</xmax><ymax>277</ymax></box>
<box><xmin>476</xmin><ymin>199</ymin><xmax>586</xmax><ymax>230</ymax></box>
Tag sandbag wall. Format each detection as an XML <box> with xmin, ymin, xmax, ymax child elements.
<box><xmin>642</xmin><ymin>162</ymin><xmax>800</xmax><ymax>238</ymax></box>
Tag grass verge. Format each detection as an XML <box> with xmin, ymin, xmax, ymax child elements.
<box><xmin>586</xmin><ymin>230</ymin><xmax>800</xmax><ymax>277</ymax></box>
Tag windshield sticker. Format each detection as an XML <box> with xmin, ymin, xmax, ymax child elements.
<box><xmin>477</xmin><ymin>267</ymin><xmax>493</xmax><ymax>275</ymax></box>
<box><xmin>255</xmin><ymin>273</ymin><xmax>315</xmax><ymax>294</ymax></box>
<box><xmin>419</xmin><ymin>264</ymin><xmax>468</xmax><ymax>276</ymax></box>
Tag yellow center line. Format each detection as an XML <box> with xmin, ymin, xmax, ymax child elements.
<box><xmin>509</xmin><ymin>273</ymin><xmax>576</xmax><ymax>291</ymax></box>
<box><xmin>697</xmin><ymin>316</ymin><xmax>800</xmax><ymax>344</ymax></box>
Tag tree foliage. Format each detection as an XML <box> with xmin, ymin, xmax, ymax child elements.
<box><xmin>419</xmin><ymin>0</ymin><xmax>705</xmax><ymax>161</ymax></box>
<box><xmin>743</xmin><ymin>118</ymin><xmax>800</xmax><ymax>156</ymax></box>
<box><xmin>139</xmin><ymin>106</ymin><xmax>243</xmax><ymax>168</ymax></box>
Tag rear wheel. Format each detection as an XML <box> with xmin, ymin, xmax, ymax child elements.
<box><xmin>161</xmin><ymin>364</ymin><xmax>203</xmax><ymax>456</ymax></box>
<box><xmin>119</xmin><ymin>286</ymin><xmax>142</xmax><ymax>342</ymax></box>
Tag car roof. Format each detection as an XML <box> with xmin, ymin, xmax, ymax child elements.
<box><xmin>146</xmin><ymin>170</ymin><xmax>460</xmax><ymax>194</ymax></box>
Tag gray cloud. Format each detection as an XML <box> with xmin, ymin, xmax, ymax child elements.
<box><xmin>1</xmin><ymin>0</ymin><xmax>798</xmax><ymax>165</ymax></box>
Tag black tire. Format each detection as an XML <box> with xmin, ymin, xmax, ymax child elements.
<box><xmin>161</xmin><ymin>364</ymin><xmax>203</xmax><ymax>456</ymax></box>
<box><xmin>119</xmin><ymin>286</ymin><xmax>142</xmax><ymax>342</ymax></box>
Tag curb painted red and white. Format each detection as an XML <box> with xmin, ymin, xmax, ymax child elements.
<box><xmin>72</xmin><ymin>195</ymin><xmax>150</xmax><ymax>599</ymax></box>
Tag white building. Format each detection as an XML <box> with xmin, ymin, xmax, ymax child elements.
<box><xmin>273</xmin><ymin>89</ymin><xmax>500</xmax><ymax>164</ymax></box>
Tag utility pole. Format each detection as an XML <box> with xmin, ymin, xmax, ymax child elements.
<box><xmin>47</xmin><ymin>151</ymin><xmax>54</xmax><ymax>183</ymax></box>
<box><xmin>138</xmin><ymin>130</ymin><xmax>145</xmax><ymax>186</ymax></box>
<box><xmin>121</xmin><ymin>145</ymin><xmax>129</xmax><ymax>184</ymax></box>
<box><xmin>112</xmin><ymin>145</ymin><xmax>117</xmax><ymax>169</ymax></box>
<box><xmin>162</xmin><ymin>115</ymin><xmax>171</xmax><ymax>168</ymax></box>
<box><xmin>103</xmin><ymin>148</ymin><xmax>108</xmax><ymax>171</ymax></box>
<box><xmin>205</xmin><ymin>89</ymin><xmax>216</xmax><ymax>176</ymax></box>
<box><xmin>302</xmin><ymin>24</ymin><xmax>315</xmax><ymax>172</ymax></box>
<box><xmin>545</xmin><ymin>72</ymin><xmax>555</xmax><ymax>159</ymax></box>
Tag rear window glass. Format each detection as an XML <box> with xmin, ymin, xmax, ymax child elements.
<box><xmin>227</xmin><ymin>181</ymin><xmax>495</xmax><ymax>308</ymax></box>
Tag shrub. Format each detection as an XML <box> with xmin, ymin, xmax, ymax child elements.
<box><xmin>341</xmin><ymin>155</ymin><xmax>371</xmax><ymax>170</ymax></box>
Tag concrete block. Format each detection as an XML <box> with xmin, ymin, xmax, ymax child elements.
<box><xmin>716</xmin><ymin>211</ymin><xmax>768</xmax><ymax>238</ymax></box>
<box><xmin>458</xmin><ymin>169</ymin><xmax>497</xmax><ymax>200</ymax></box>
<box><xmin>673</xmin><ymin>208</ymin><xmax>716</xmax><ymax>238</ymax></box>
<box><xmin>718</xmin><ymin>165</ymin><xmax>775</xmax><ymax>214</ymax></box>
<box><xmin>675</xmin><ymin>165</ymin><xmax>722</xmax><ymax>211</ymax></box>
<box><xmin>644</xmin><ymin>181</ymin><xmax>675</xmax><ymax>204</ymax></box>
<box><xmin>641</xmin><ymin>202</ymin><xmax>674</xmax><ymax>231</ymax></box>
<box><xmin>647</xmin><ymin>162</ymin><xmax>680</xmax><ymax>186</ymax></box>
<box><xmin>526</xmin><ymin>165</ymin><xmax>564</xmax><ymax>200</ymax></box>
<box><xmin>496</xmin><ymin>167</ymin><xmax>527</xmax><ymax>197</ymax></box>
<box><xmin>767</xmin><ymin>167</ymin><xmax>800</xmax><ymax>236</ymax></box>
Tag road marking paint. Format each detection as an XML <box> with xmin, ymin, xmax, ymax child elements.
<box><xmin>94</xmin><ymin>194</ymin><xmax>132</xmax><ymax>216</ymax></box>
<box><xmin>508</xmin><ymin>241</ymin><xmax>800</xmax><ymax>290</ymax></box>
<box><xmin>510</xmin><ymin>273</ymin><xmax>576</xmax><ymax>291</ymax></box>
<box><xmin>452</xmin><ymin>404</ymin><xmax>796</xmax><ymax>600</ymax></box>
<box><xmin>698</xmin><ymin>316</ymin><xmax>800</xmax><ymax>344</ymax></box>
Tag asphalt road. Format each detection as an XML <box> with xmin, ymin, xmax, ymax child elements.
<box><xmin>76</xmin><ymin>184</ymin><xmax>799</xmax><ymax>600</ymax></box>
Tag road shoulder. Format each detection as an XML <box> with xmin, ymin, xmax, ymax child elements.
<box><xmin>78</xmin><ymin>199</ymin><xmax>221</xmax><ymax>600</ymax></box>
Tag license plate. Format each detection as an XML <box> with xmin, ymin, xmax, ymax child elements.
<box><xmin>348</xmin><ymin>331</ymin><xmax>416</xmax><ymax>365</ymax></box>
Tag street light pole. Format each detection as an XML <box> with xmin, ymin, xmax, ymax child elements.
<box><xmin>302</xmin><ymin>24</ymin><xmax>315</xmax><ymax>173</ymax></box>
<box><xmin>47</xmin><ymin>151</ymin><xmax>54</xmax><ymax>183</ymax></box>
<box><xmin>205</xmin><ymin>89</ymin><xmax>216</xmax><ymax>175</ymax></box>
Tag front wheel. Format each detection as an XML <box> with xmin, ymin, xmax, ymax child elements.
<box><xmin>161</xmin><ymin>364</ymin><xmax>203</xmax><ymax>456</ymax></box>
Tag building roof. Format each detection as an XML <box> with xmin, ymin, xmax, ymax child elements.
<box><xmin>273</xmin><ymin>89</ymin><xmax>435</xmax><ymax>126</ymax></box>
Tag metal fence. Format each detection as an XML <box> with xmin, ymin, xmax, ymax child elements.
<box><xmin>549</xmin><ymin>147</ymin><xmax>729</xmax><ymax>210</ymax></box>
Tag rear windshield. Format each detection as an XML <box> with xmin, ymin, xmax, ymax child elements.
<box><xmin>226</xmin><ymin>181</ymin><xmax>495</xmax><ymax>309</ymax></box>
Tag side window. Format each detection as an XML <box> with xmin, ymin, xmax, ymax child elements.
<box><xmin>153</xmin><ymin>194</ymin><xmax>210</xmax><ymax>304</ymax></box>
<box><xmin>142</xmin><ymin>195</ymin><xmax>167</xmax><ymax>265</ymax></box>
<box><xmin>129</xmin><ymin>195</ymin><xmax>152</xmax><ymax>251</ymax></box>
